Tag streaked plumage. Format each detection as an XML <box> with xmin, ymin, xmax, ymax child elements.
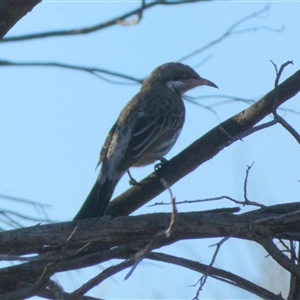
<box><xmin>74</xmin><ymin>62</ymin><xmax>217</xmax><ymax>220</ymax></box>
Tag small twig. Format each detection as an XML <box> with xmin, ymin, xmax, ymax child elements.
<box><xmin>149</xmin><ymin>195</ymin><xmax>241</xmax><ymax>207</ymax></box>
<box><xmin>0</xmin><ymin>193</ymin><xmax>51</xmax><ymax>226</ymax></box>
<box><xmin>221</xmin><ymin>119</ymin><xmax>278</xmax><ymax>147</ymax></box>
<box><xmin>151</xmin><ymin>164</ymin><xmax>264</xmax><ymax>209</ymax></box>
<box><xmin>179</xmin><ymin>5</ymin><xmax>282</xmax><ymax>62</ymax></box>
<box><xmin>194</xmin><ymin>236</ymin><xmax>231</xmax><ymax>299</ymax></box>
<box><xmin>271</xmin><ymin>60</ymin><xmax>294</xmax><ymax>108</ymax></box>
<box><xmin>0</xmin><ymin>193</ymin><xmax>50</xmax><ymax>207</ymax></box>
<box><xmin>117</xmin><ymin>0</ymin><xmax>146</xmax><ymax>26</ymax></box>
<box><xmin>277</xmin><ymin>239</ymin><xmax>294</xmax><ymax>256</ymax></box>
<box><xmin>243</xmin><ymin>163</ymin><xmax>253</xmax><ymax>203</ymax></box>
<box><xmin>274</xmin><ymin>115</ymin><xmax>300</xmax><ymax>144</ymax></box>
<box><xmin>0</xmin><ymin>209</ymin><xmax>52</xmax><ymax>223</ymax></box>
<box><xmin>270</xmin><ymin>60</ymin><xmax>300</xmax><ymax>144</ymax></box>
<box><xmin>0</xmin><ymin>60</ymin><xmax>143</xmax><ymax>84</ymax></box>
<box><xmin>258</xmin><ymin>237</ymin><xmax>300</xmax><ymax>278</ymax></box>
<box><xmin>67</xmin><ymin>259</ymin><xmax>133</xmax><ymax>299</ymax></box>
<box><xmin>124</xmin><ymin>178</ymin><xmax>178</xmax><ymax>280</ymax></box>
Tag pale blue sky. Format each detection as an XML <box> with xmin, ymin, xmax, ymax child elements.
<box><xmin>1</xmin><ymin>1</ymin><xmax>299</xmax><ymax>299</ymax></box>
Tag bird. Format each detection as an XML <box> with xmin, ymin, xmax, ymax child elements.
<box><xmin>74</xmin><ymin>62</ymin><xmax>218</xmax><ymax>220</ymax></box>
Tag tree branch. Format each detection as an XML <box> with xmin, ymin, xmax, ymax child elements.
<box><xmin>105</xmin><ymin>68</ymin><xmax>300</xmax><ymax>217</ymax></box>
<box><xmin>179</xmin><ymin>5</ymin><xmax>283</xmax><ymax>62</ymax></box>
<box><xmin>0</xmin><ymin>0</ymin><xmax>207</xmax><ymax>43</ymax></box>
<box><xmin>0</xmin><ymin>0</ymin><xmax>41</xmax><ymax>39</ymax></box>
<box><xmin>148</xmin><ymin>252</ymin><xmax>284</xmax><ymax>300</ymax></box>
<box><xmin>1</xmin><ymin>202</ymin><xmax>300</xmax><ymax>295</ymax></box>
<box><xmin>0</xmin><ymin>60</ymin><xmax>143</xmax><ymax>84</ymax></box>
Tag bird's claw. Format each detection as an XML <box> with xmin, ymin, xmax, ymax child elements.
<box><xmin>128</xmin><ymin>178</ymin><xmax>142</xmax><ymax>187</ymax></box>
<box><xmin>127</xmin><ymin>170</ymin><xmax>142</xmax><ymax>187</ymax></box>
<box><xmin>154</xmin><ymin>157</ymin><xmax>168</xmax><ymax>171</ymax></box>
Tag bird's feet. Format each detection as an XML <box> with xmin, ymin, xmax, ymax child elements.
<box><xmin>154</xmin><ymin>157</ymin><xmax>168</xmax><ymax>171</ymax></box>
<box><xmin>127</xmin><ymin>170</ymin><xmax>142</xmax><ymax>187</ymax></box>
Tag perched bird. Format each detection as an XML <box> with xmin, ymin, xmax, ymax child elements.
<box><xmin>74</xmin><ymin>62</ymin><xmax>218</xmax><ymax>220</ymax></box>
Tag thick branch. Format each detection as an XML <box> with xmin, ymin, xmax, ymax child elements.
<box><xmin>1</xmin><ymin>203</ymin><xmax>300</xmax><ymax>294</ymax></box>
<box><xmin>106</xmin><ymin>69</ymin><xmax>300</xmax><ymax>217</ymax></box>
<box><xmin>0</xmin><ymin>0</ymin><xmax>41</xmax><ymax>39</ymax></box>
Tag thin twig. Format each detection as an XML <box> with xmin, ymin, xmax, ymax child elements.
<box><xmin>117</xmin><ymin>0</ymin><xmax>146</xmax><ymax>26</ymax></box>
<box><xmin>0</xmin><ymin>193</ymin><xmax>51</xmax><ymax>207</ymax></box>
<box><xmin>179</xmin><ymin>5</ymin><xmax>283</xmax><ymax>62</ymax></box>
<box><xmin>150</xmin><ymin>164</ymin><xmax>264</xmax><ymax>209</ymax></box>
<box><xmin>258</xmin><ymin>237</ymin><xmax>300</xmax><ymax>278</ymax></box>
<box><xmin>270</xmin><ymin>60</ymin><xmax>300</xmax><ymax>144</ymax></box>
<box><xmin>67</xmin><ymin>259</ymin><xmax>133</xmax><ymax>299</ymax></box>
<box><xmin>194</xmin><ymin>236</ymin><xmax>231</xmax><ymax>299</ymax></box>
<box><xmin>185</xmin><ymin>94</ymin><xmax>300</xmax><ymax>117</ymax></box>
<box><xmin>124</xmin><ymin>178</ymin><xmax>178</xmax><ymax>280</ymax></box>
<box><xmin>0</xmin><ymin>60</ymin><xmax>143</xmax><ymax>84</ymax></box>
<box><xmin>0</xmin><ymin>1</ymin><xmax>204</xmax><ymax>43</ymax></box>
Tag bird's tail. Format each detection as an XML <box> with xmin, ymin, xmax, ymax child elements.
<box><xmin>73</xmin><ymin>177</ymin><xmax>118</xmax><ymax>220</ymax></box>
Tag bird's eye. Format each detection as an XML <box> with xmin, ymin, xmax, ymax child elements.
<box><xmin>182</xmin><ymin>73</ymin><xmax>189</xmax><ymax>79</ymax></box>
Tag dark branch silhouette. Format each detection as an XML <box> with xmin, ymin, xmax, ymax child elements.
<box><xmin>0</xmin><ymin>65</ymin><xmax>299</xmax><ymax>298</ymax></box>
<box><xmin>0</xmin><ymin>0</ymin><xmax>207</xmax><ymax>43</ymax></box>
<box><xmin>0</xmin><ymin>0</ymin><xmax>41</xmax><ymax>39</ymax></box>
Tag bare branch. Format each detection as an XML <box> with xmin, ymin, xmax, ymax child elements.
<box><xmin>0</xmin><ymin>0</ymin><xmax>41</xmax><ymax>39</ymax></box>
<box><xmin>185</xmin><ymin>94</ymin><xmax>300</xmax><ymax>117</ymax></box>
<box><xmin>0</xmin><ymin>193</ymin><xmax>52</xmax><ymax>230</ymax></box>
<box><xmin>1</xmin><ymin>203</ymin><xmax>300</xmax><ymax>295</ymax></box>
<box><xmin>241</xmin><ymin>163</ymin><xmax>265</xmax><ymax>207</ymax></box>
<box><xmin>0</xmin><ymin>193</ymin><xmax>51</xmax><ymax>208</ymax></box>
<box><xmin>270</xmin><ymin>60</ymin><xmax>300</xmax><ymax>144</ymax></box>
<box><xmin>0</xmin><ymin>1</ymin><xmax>206</xmax><ymax>43</ymax></box>
<box><xmin>1</xmin><ymin>227</ymin><xmax>78</xmax><ymax>299</ymax></box>
<box><xmin>0</xmin><ymin>210</ymin><xmax>51</xmax><ymax>223</ymax></box>
<box><xmin>195</xmin><ymin>236</ymin><xmax>231</xmax><ymax>299</ymax></box>
<box><xmin>0</xmin><ymin>60</ymin><xmax>143</xmax><ymax>84</ymax></box>
<box><xmin>258</xmin><ymin>238</ymin><xmax>300</xmax><ymax>279</ymax></box>
<box><xmin>150</xmin><ymin>163</ymin><xmax>264</xmax><ymax>209</ymax></box>
<box><xmin>67</xmin><ymin>259</ymin><xmax>133</xmax><ymax>299</ymax></box>
<box><xmin>125</xmin><ymin>178</ymin><xmax>177</xmax><ymax>280</ymax></box>
<box><xmin>179</xmin><ymin>5</ymin><xmax>283</xmax><ymax>62</ymax></box>
<box><xmin>148</xmin><ymin>252</ymin><xmax>284</xmax><ymax>300</ymax></box>
<box><xmin>117</xmin><ymin>0</ymin><xmax>146</xmax><ymax>26</ymax></box>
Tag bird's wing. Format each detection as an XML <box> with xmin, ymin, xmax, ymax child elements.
<box><xmin>96</xmin><ymin>121</ymin><xmax>117</xmax><ymax>169</ymax></box>
<box><xmin>124</xmin><ymin>105</ymin><xmax>184</xmax><ymax>161</ymax></box>
<box><xmin>99</xmin><ymin>94</ymin><xmax>184</xmax><ymax>173</ymax></box>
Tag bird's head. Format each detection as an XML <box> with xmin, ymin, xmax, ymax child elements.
<box><xmin>145</xmin><ymin>62</ymin><xmax>218</xmax><ymax>95</ymax></box>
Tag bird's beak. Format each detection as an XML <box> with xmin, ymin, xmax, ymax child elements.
<box><xmin>198</xmin><ymin>77</ymin><xmax>218</xmax><ymax>89</ymax></box>
<box><xmin>176</xmin><ymin>76</ymin><xmax>218</xmax><ymax>95</ymax></box>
